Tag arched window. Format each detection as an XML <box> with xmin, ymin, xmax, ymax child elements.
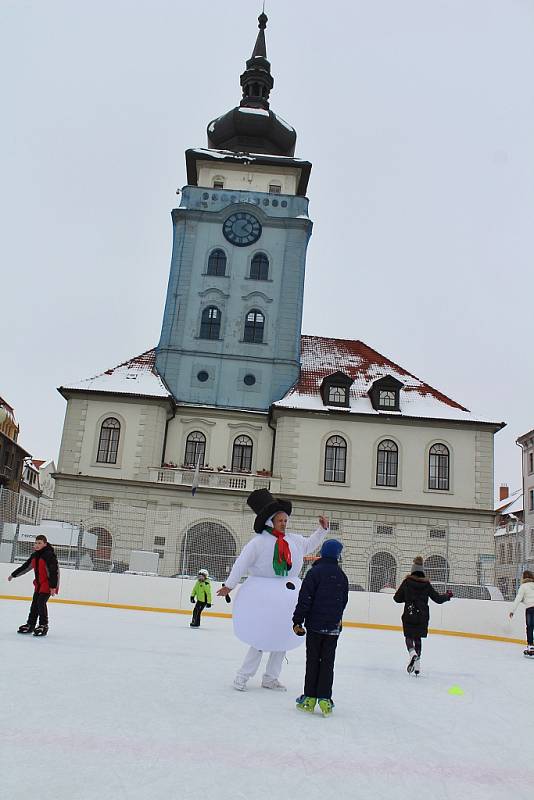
<box><xmin>324</xmin><ymin>435</ymin><xmax>347</xmax><ymax>483</ymax></box>
<box><xmin>376</xmin><ymin>439</ymin><xmax>398</xmax><ymax>487</ymax></box>
<box><xmin>250</xmin><ymin>252</ymin><xmax>269</xmax><ymax>280</ymax></box>
<box><xmin>207</xmin><ymin>249</ymin><xmax>226</xmax><ymax>276</ymax></box>
<box><xmin>88</xmin><ymin>527</ymin><xmax>113</xmax><ymax>572</ymax></box>
<box><xmin>423</xmin><ymin>555</ymin><xmax>450</xmax><ymax>583</ymax></box>
<box><xmin>244</xmin><ymin>309</ymin><xmax>265</xmax><ymax>343</ymax></box>
<box><xmin>184</xmin><ymin>431</ymin><xmax>206</xmax><ymax>468</ymax></box>
<box><xmin>368</xmin><ymin>552</ymin><xmax>397</xmax><ymax>592</ymax></box>
<box><xmin>429</xmin><ymin>444</ymin><xmax>450</xmax><ymax>490</ymax></box>
<box><xmin>200</xmin><ymin>306</ymin><xmax>221</xmax><ymax>340</ymax></box>
<box><xmin>180</xmin><ymin>521</ymin><xmax>236</xmax><ymax>581</ymax></box>
<box><xmin>96</xmin><ymin>418</ymin><xmax>120</xmax><ymax>464</ymax></box>
<box><xmin>231</xmin><ymin>435</ymin><xmax>253</xmax><ymax>472</ymax></box>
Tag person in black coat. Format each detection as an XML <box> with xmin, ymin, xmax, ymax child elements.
<box><xmin>292</xmin><ymin>539</ymin><xmax>349</xmax><ymax>715</ymax></box>
<box><xmin>393</xmin><ymin>556</ymin><xmax>452</xmax><ymax>675</ymax></box>
<box><xmin>8</xmin><ymin>535</ymin><xmax>59</xmax><ymax>636</ymax></box>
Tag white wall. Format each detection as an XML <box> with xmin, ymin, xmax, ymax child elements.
<box><xmin>0</xmin><ymin>563</ymin><xmax>525</xmax><ymax>643</ymax></box>
<box><xmin>196</xmin><ymin>162</ymin><xmax>299</xmax><ymax>195</ymax></box>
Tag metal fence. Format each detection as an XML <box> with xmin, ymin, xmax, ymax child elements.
<box><xmin>1</xmin><ymin>486</ymin><xmax>529</xmax><ymax>600</ymax></box>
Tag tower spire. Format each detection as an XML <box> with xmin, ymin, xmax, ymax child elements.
<box><xmin>240</xmin><ymin>12</ymin><xmax>273</xmax><ymax>110</ymax></box>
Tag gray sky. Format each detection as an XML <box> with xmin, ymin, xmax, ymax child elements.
<box><xmin>2</xmin><ymin>0</ymin><xmax>533</xmax><ymax>495</ymax></box>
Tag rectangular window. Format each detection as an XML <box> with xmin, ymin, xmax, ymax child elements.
<box><xmin>499</xmin><ymin>542</ymin><xmax>505</xmax><ymax>563</ymax></box>
<box><xmin>93</xmin><ymin>500</ymin><xmax>111</xmax><ymax>511</ymax></box>
<box><xmin>154</xmin><ymin>536</ymin><xmax>166</xmax><ymax>547</ymax></box>
<box><xmin>530</xmin><ymin>489</ymin><xmax>534</xmax><ymax>511</ymax></box>
<box><xmin>507</xmin><ymin>541</ymin><xmax>513</xmax><ymax>564</ymax></box>
<box><xmin>269</xmin><ymin>184</ymin><xmax>281</xmax><ymax>194</ymax></box>
<box><xmin>153</xmin><ymin>549</ymin><xmax>164</xmax><ymax>560</ymax></box>
<box><xmin>330</xmin><ymin>521</ymin><xmax>340</xmax><ymax>531</ymax></box>
<box><xmin>378</xmin><ymin>390</ymin><xmax>396</xmax><ymax>408</ymax></box>
<box><xmin>429</xmin><ymin>528</ymin><xmax>447</xmax><ymax>539</ymax></box>
<box><xmin>213</xmin><ymin>181</ymin><xmax>224</xmax><ymax>190</ymax></box>
<box><xmin>376</xmin><ymin>524</ymin><xmax>394</xmax><ymax>536</ymax></box>
<box><xmin>529</xmin><ymin>451</ymin><xmax>534</xmax><ymax>474</ymax></box>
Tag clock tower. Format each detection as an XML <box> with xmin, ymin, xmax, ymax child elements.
<box><xmin>156</xmin><ymin>13</ymin><xmax>312</xmax><ymax>412</ymax></box>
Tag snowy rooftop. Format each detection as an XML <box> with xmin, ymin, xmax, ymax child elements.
<box><xmin>59</xmin><ymin>349</ymin><xmax>171</xmax><ymax>400</ymax></box>
<box><xmin>1</xmin><ymin>599</ymin><xmax>531</xmax><ymax>800</ymax></box>
<box><xmin>275</xmin><ymin>336</ymin><xmax>504</xmax><ymax>427</ymax></box>
<box><xmin>495</xmin><ymin>488</ymin><xmax>523</xmax><ymax>516</ymax></box>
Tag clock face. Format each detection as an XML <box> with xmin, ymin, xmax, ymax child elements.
<box><xmin>222</xmin><ymin>212</ymin><xmax>262</xmax><ymax>247</ymax></box>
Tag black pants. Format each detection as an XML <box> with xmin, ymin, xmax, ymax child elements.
<box><xmin>28</xmin><ymin>592</ymin><xmax>51</xmax><ymax>627</ymax></box>
<box><xmin>303</xmin><ymin>630</ymin><xmax>339</xmax><ymax>700</ymax></box>
<box><xmin>526</xmin><ymin>607</ymin><xmax>534</xmax><ymax>646</ymax></box>
<box><xmin>191</xmin><ymin>601</ymin><xmax>206</xmax><ymax>626</ymax></box>
<box><xmin>405</xmin><ymin>637</ymin><xmax>422</xmax><ymax>656</ymax></box>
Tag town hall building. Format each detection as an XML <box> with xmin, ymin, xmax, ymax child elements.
<box><xmin>53</xmin><ymin>14</ymin><xmax>504</xmax><ymax>591</ymax></box>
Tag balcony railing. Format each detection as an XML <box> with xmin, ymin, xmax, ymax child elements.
<box><xmin>148</xmin><ymin>467</ymin><xmax>281</xmax><ymax>493</ymax></box>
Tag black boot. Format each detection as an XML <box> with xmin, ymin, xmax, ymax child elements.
<box><xmin>17</xmin><ymin>624</ymin><xmax>35</xmax><ymax>634</ymax></box>
<box><xmin>33</xmin><ymin>625</ymin><xmax>48</xmax><ymax>637</ymax></box>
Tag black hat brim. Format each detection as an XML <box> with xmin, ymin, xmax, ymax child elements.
<box><xmin>254</xmin><ymin>499</ymin><xmax>292</xmax><ymax>533</ymax></box>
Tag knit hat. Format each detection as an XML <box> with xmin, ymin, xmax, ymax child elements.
<box><xmin>198</xmin><ymin>569</ymin><xmax>209</xmax><ymax>578</ymax></box>
<box><xmin>411</xmin><ymin>556</ymin><xmax>425</xmax><ymax>576</ymax></box>
<box><xmin>321</xmin><ymin>539</ymin><xmax>343</xmax><ymax>560</ymax></box>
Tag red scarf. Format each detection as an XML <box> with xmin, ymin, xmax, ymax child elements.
<box><xmin>271</xmin><ymin>529</ymin><xmax>292</xmax><ymax>569</ymax></box>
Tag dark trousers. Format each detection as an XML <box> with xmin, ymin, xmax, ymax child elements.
<box><xmin>526</xmin><ymin>607</ymin><xmax>534</xmax><ymax>646</ymax></box>
<box><xmin>28</xmin><ymin>592</ymin><xmax>51</xmax><ymax>627</ymax></box>
<box><xmin>405</xmin><ymin>637</ymin><xmax>422</xmax><ymax>656</ymax></box>
<box><xmin>303</xmin><ymin>630</ymin><xmax>339</xmax><ymax>700</ymax></box>
<box><xmin>191</xmin><ymin>601</ymin><xmax>206</xmax><ymax>626</ymax></box>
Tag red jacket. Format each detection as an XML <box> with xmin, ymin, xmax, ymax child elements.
<box><xmin>11</xmin><ymin>544</ymin><xmax>59</xmax><ymax>594</ymax></box>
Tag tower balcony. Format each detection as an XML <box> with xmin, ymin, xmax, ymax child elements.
<box><xmin>148</xmin><ymin>466</ymin><xmax>281</xmax><ymax>494</ymax></box>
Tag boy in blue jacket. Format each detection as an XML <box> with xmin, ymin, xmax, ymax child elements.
<box><xmin>292</xmin><ymin>539</ymin><xmax>348</xmax><ymax>716</ymax></box>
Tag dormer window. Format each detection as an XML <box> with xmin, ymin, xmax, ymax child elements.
<box><xmin>213</xmin><ymin>176</ymin><xmax>224</xmax><ymax>190</ymax></box>
<box><xmin>369</xmin><ymin>375</ymin><xmax>403</xmax><ymax>411</ymax></box>
<box><xmin>320</xmin><ymin>371</ymin><xmax>353</xmax><ymax>408</ymax></box>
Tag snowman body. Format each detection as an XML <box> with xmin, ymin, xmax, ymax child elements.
<box><xmin>225</xmin><ymin>528</ymin><xmax>327</xmax><ymax>652</ymax></box>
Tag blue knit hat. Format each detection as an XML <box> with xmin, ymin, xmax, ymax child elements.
<box><xmin>321</xmin><ymin>539</ymin><xmax>343</xmax><ymax>559</ymax></box>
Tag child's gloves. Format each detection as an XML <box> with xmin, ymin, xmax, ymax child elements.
<box><xmin>293</xmin><ymin>623</ymin><xmax>306</xmax><ymax>636</ymax></box>
<box><xmin>446</xmin><ymin>590</ymin><xmax>453</xmax><ymax>599</ymax></box>
<box><xmin>190</xmin><ymin>596</ymin><xmax>195</xmax><ymax>604</ymax></box>
<box><xmin>206</xmin><ymin>603</ymin><xmax>212</xmax><ymax>608</ymax></box>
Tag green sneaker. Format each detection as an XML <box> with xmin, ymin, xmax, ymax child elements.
<box><xmin>318</xmin><ymin>698</ymin><xmax>334</xmax><ymax>717</ymax></box>
<box><xmin>296</xmin><ymin>695</ymin><xmax>316</xmax><ymax>713</ymax></box>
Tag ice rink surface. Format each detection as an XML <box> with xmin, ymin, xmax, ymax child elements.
<box><xmin>1</xmin><ymin>599</ymin><xmax>533</xmax><ymax>800</ymax></box>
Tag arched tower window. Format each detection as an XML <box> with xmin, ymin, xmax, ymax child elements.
<box><xmin>184</xmin><ymin>431</ymin><xmax>206</xmax><ymax>468</ymax></box>
<box><xmin>424</xmin><ymin>555</ymin><xmax>450</xmax><ymax>583</ymax></box>
<box><xmin>376</xmin><ymin>439</ymin><xmax>398</xmax><ymax>487</ymax></box>
<box><xmin>324</xmin><ymin>435</ymin><xmax>347</xmax><ymax>483</ymax></box>
<box><xmin>429</xmin><ymin>444</ymin><xmax>450</xmax><ymax>490</ymax></box>
<box><xmin>368</xmin><ymin>552</ymin><xmax>397</xmax><ymax>592</ymax></box>
<box><xmin>200</xmin><ymin>306</ymin><xmax>221</xmax><ymax>340</ymax></box>
<box><xmin>96</xmin><ymin>418</ymin><xmax>120</xmax><ymax>464</ymax></box>
<box><xmin>243</xmin><ymin>309</ymin><xmax>265</xmax><ymax>343</ymax></box>
<box><xmin>250</xmin><ymin>253</ymin><xmax>269</xmax><ymax>280</ymax></box>
<box><xmin>231</xmin><ymin>435</ymin><xmax>253</xmax><ymax>472</ymax></box>
<box><xmin>207</xmin><ymin>249</ymin><xmax>227</xmax><ymax>276</ymax></box>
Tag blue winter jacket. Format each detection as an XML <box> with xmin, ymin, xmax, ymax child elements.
<box><xmin>293</xmin><ymin>557</ymin><xmax>349</xmax><ymax>634</ymax></box>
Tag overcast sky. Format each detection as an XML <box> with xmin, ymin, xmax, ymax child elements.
<box><xmin>1</xmin><ymin>0</ymin><xmax>533</xmax><ymax>495</ymax></box>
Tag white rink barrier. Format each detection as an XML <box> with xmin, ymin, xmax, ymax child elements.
<box><xmin>0</xmin><ymin>563</ymin><xmax>526</xmax><ymax>643</ymax></box>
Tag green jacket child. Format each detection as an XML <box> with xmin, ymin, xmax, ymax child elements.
<box><xmin>190</xmin><ymin>570</ymin><xmax>212</xmax><ymax>605</ymax></box>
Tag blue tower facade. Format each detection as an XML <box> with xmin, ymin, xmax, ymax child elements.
<box><xmin>156</xmin><ymin>14</ymin><xmax>312</xmax><ymax>412</ymax></box>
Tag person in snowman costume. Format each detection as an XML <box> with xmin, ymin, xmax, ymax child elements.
<box><xmin>217</xmin><ymin>489</ymin><xmax>328</xmax><ymax>691</ymax></box>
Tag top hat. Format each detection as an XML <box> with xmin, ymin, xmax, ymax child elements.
<box><xmin>247</xmin><ymin>488</ymin><xmax>292</xmax><ymax>533</ymax></box>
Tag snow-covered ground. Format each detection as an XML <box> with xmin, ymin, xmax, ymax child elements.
<box><xmin>1</xmin><ymin>599</ymin><xmax>532</xmax><ymax>800</ymax></box>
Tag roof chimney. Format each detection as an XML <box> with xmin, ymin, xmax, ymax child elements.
<box><xmin>499</xmin><ymin>484</ymin><xmax>509</xmax><ymax>501</ymax></box>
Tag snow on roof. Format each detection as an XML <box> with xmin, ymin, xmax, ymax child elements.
<box><xmin>59</xmin><ymin>349</ymin><xmax>172</xmax><ymax>400</ymax></box>
<box><xmin>238</xmin><ymin>107</ymin><xmax>270</xmax><ymax>117</ymax></box>
<box><xmin>495</xmin><ymin>489</ymin><xmax>523</xmax><ymax>516</ymax></box>
<box><xmin>275</xmin><ymin>335</ymin><xmax>503</xmax><ymax>426</ymax></box>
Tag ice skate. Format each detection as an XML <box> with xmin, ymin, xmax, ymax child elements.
<box><xmin>407</xmin><ymin>649</ymin><xmax>417</xmax><ymax>674</ymax></box>
<box><xmin>261</xmin><ymin>678</ymin><xmax>287</xmax><ymax>691</ymax></box>
<box><xmin>523</xmin><ymin>645</ymin><xmax>534</xmax><ymax>658</ymax></box>
<box><xmin>189</xmin><ymin>623</ymin><xmax>200</xmax><ymax>628</ymax></box>
<box><xmin>17</xmin><ymin>624</ymin><xmax>35</xmax><ymax>634</ymax></box>
<box><xmin>296</xmin><ymin>695</ymin><xmax>316</xmax><ymax>713</ymax></box>
<box><xmin>318</xmin><ymin>698</ymin><xmax>334</xmax><ymax>717</ymax></box>
<box><xmin>233</xmin><ymin>674</ymin><xmax>248</xmax><ymax>691</ymax></box>
<box><xmin>33</xmin><ymin>625</ymin><xmax>48</xmax><ymax>637</ymax></box>
<box><xmin>414</xmin><ymin>656</ymin><xmax>421</xmax><ymax>675</ymax></box>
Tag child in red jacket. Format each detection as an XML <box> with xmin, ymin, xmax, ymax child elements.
<box><xmin>8</xmin><ymin>534</ymin><xmax>59</xmax><ymax>636</ymax></box>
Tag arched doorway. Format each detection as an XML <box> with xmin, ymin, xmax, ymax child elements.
<box><xmin>89</xmin><ymin>527</ymin><xmax>113</xmax><ymax>572</ymax></box>
<box><xmin>368</xmin><ymin>551</ymin><xmax>397</xmax><ymax>592</ymax></box>
<box><xmin>180</xmin><ymin>521</ymin><xmax>236</xmax><ymax>581</ymax></box>
<box><xmin>424</xmin><ymin>555</ymin><xmax>450</xmax><ymax>583</ymax></box>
